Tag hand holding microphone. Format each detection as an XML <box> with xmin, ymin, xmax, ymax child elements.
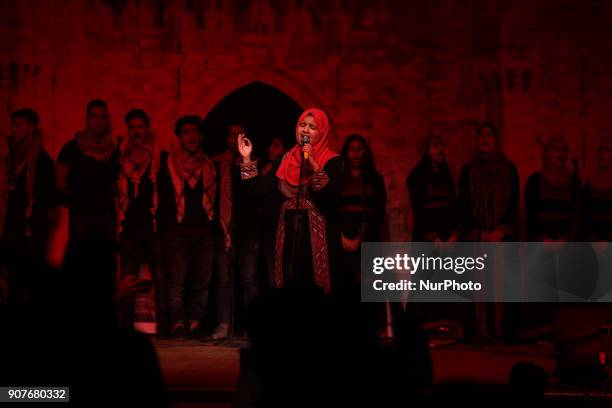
<box><xmin>301</xmin><ymin>135</ymin><xmax>311</xmax><ymax>160</ymax></box>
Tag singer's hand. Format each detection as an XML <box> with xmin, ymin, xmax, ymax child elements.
<box><xmin>302</xmin><ymin>144</ymin><xmax>319</xmax><ymax>170</ymax></box>
<box><xmin>238</xmin><ymin>133</ymin><xmax>253</xmax><ymax>163</ymax></box>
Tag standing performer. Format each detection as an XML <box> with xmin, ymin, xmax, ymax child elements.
<box><xmin>458</xmin><ymin>123</ymin><xmax>519</xmax><ymax>243</ymax></box>
<box><xmin>407</xmin><ymin>133</ymin><xmax>464</xmax><ymax>339</ymax></box>
<box><xmin>54</xmin><ymin>99</ymin><xmax>120</xmax><ymax>243</ymax></box>
<box><xmin>582</xmin><ymin>136</ymin><xmax>612</xmax><ymax>243</ymax></box>
<box><xmin>47</xmin><ymin>99</ymin><xmax>119</xmax><ymax>270</ymax></box>
<box><xmin>211</xmin><ymin>123</ymin><xmax>263</xmax><ymax>340</ymax></box>
<box><xmin>117</xmin><ymin>109</ymin><xmax>166</xmax><ymax>333</ymax></box>
<box><xmin>458</xmin><ymin>122</ymin><xmax>519</xmax><ymax>340</ymax></box>
<box><xmin>1</xmin><ymin>109</ymin><xmax>56</xmax><ymax>304</ymax></box>
<box><xmin>157</xmin><ymin>115</ymin><xmax>216</xmax><ymax>338</ymax></box>
<box><xmin>407</xmin><ymin>133</ymin><xmax>458</xmax><ymax>243</ymax></box>
<box><xmin>337</xmin><ymin>134</ymin><xmax>386</xmax><ymax>290</ymax></box>
<box><xmin>237</xmin><ymin>108</ymin><xmax>342</xmax><ymax>292</ymax></box>
<box><xmin>526</xmin><ymin>135</ymin><xmax>581</xmax><ymax>243</ymax></box>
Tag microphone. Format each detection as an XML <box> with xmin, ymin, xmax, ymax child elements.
<box><xmin>302</xmin><ymin>135</ymin><xmax>310</xmax><ymax>160</ymax></box>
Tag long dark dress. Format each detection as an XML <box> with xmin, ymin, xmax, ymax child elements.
<box><xmin>458</xmin><ymin>154</ymin><xmax>519</xmax><ymax>241</ymax></box>
<box><xmin>581</xmin><ymin>181</ymin><xmax>612</xmax><ymax>242</ymax></box>
<box><xmin>337</xmin><ymin>170</ymin><xmax>386</xmax><ymax>289</ymax></box>
<box><xmin>524</xmin><ymin>172</ymin><xmax>596</xmax><ymax>327</ymax></box>
<box><xmin>407</xmin><ymin>160</ymin><xmax>458</xmax><ymax>242</ymax></box>
<box><xmin>457</xmin><ymin>152</ymin><xmax>519</xmax><ymax>338</ymax></box>
<box><xmin>406</xmin><ymin>160</ymin><xmax>463</xmax><ymax>328</ymax></box>
<box><xmin>525</xmin><ymin>172</ymin><xmax>581</xmax><ymax>241</ymax></box>
<box><xmin>240</xmin><ymin>156</ymin><xmax>343</xmax><ymax>292</ymax></box>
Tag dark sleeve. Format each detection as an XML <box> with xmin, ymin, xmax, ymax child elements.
<box><xmin>524</xmin><ymin>172</ymin><xmax>541</xmax><ymax>240</ymax></box>
<box><xmin>35</xmin><ymin>151</ymin><xmax>57</xmax><ymax>209</ymax></box>
<box><xmin>498</xmin><ymin>162</ymin><xmax>519</xmax><ymax>237</ymax></box>
<box><xmin>569</xmin><ymin>175</ymin><xmax>583</xmax><ymax>241</ymax></box>
<box><xmin>406</xmin><ymin>168</ymin><xmax>426</xmax><ymax>216</ymax></box>
<box><xmin>56</xmin><ymin>141</ymin><xmax>78</xmax><ymax>207</ymax></box>
<box><xmin>457</xmin><ymin>164</ymin><xmax>476</xmax><ymax>239</ymax></box>
<box><xmin>56</xmin><ymin>140</ymin><xmax>77</xmax><ymax>166</ymax></box>
<box><xmin>310</xmin><ymin>156</ymin><xmax>343</xmax><ymax>210</ymax></box>
<box><xmin>242</xmin><ymin>158</ymin><xmax>280</xmax><ymax>197</ymax></box>
<box><xmin>373</xmin><ymin>173</ymin><xmax>387</xmax><ymax>241</ymax></box>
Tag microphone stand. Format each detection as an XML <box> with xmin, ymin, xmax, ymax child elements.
<box><xmin>286</xmin><ymin>148</ymin><xmax>307</xmax><ymax>283</ymax></box>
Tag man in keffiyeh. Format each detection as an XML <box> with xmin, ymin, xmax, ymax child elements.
<box><xmin>156</xmin><ymin>115</ymin><xmax>216</xmax><ymax>339</ymax></box>
<box><xmin>1</xmin><ymin>108</ymin><xmax>57</xmax><ymax>304</ymax></box>
<box><xmin>52</xmin><ymin>99</ymin><xmax>120</xmax><ymax>253</ymax></box>
<box><xmin>116</xmin><ymin>109</ymin><xmax>167</xmax><ymax>334</ymax></box>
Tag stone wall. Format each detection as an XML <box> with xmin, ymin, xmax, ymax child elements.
<box><xmin>1</xmin><ymin>0</ymin><xmax>610</xmax><ymax>239</ymax></box>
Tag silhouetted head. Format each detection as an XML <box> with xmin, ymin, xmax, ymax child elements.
<box><xmin>268</xmin><ymin>136</ymin><xmax>286</xmax><ymax>162</ymax></box>
<box><xmin>341</xmin><ymin>134</ymin><xmax>376</xmax><ymax>174</ymax></box>
<box><xmin>476</xmin><ymin>122</ymin><xmax>499</xmax><ymax>155</ymax></box>
<box><xmin>10</xmin><ymin>108</ymin><xmax>39</xmax><ymax>145</ymax></box>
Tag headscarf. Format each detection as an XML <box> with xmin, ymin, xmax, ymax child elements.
<box><xmin>74</xmin><ymin>128</ymin><xmax>115</xmax><ymax>161</ymax></box>
<box><xmin>589</xmin><ymin>136</ymin><xmax>612</xmax><ymax>191</ymax></box>
<box><xmin>117</xmin><ymin>130</ymin><xmax>160</xmax><ymax>233</ymax></box>
<box><xmin>167</xmin><ymin>146</ymin><xmax>216</xmax><ymax>223</ymax></box>
<box><xmin>276</xmin><ymin>108</ymin><xmax>338</xmax><ymax>187</ymax></box>
<box><xmin>0</xmin><ymin>128</ymin><xmax>43</xmax><ymax>237</ymax></box>
<box><xmin>538</xmin><ymin>135</ymin><xmax>571</xmax><ymax>187</ymax></box>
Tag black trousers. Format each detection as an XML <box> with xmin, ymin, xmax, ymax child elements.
<box><xmin>165</xmin><ymin>226</ymin><xmax>214</xmax><ymax>324</ymax></box>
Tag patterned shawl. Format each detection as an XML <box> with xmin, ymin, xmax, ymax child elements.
<box><xmin>167</xmin><ymin>147</ymin><xmax>216</xmax><ymax>223</ymax></box>
<box><xmin>0</xmin><ymin>129</ymin><xmax>43</xmax><ymax>238</ymax></box>
<box><xmin>117</xmin><ymin>131</ymin><xmax>160</xmax><ymax>233</ymax></box>
<box><xmin>74</xmin><ymin>128</ymin><xmax>115</xmax><ymax>161</ymax></box>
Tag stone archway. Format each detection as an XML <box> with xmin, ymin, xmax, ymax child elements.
<box><xmin>190</xmin><ymin>65</ymin><xmax>338</xmax><ymax>152</ymax></box>
<box><xmin>201</xmin><ymin>81</ymin><xmax>303</xmax><ymax>156</ymax></box>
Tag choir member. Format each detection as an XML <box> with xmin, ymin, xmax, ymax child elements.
<box><xmin>407</xmin><ymin>133</ymin><xmax>458</xmax><ymax>243</ymax></box>
<box><xmin>337</xmin><ymin>134</ymin><xmax>386</xmax><ymax>290</ymax></box>
<box><xmin>55</xmin><ymin>99</ymin><xmax>120</xmax><ymax>242</ymax></box>
<box><xmin>211</xmin><ymin>124</ymin><xmax>262</xmax><ymax>340</ymax></box>
<box><xmin>0</xmin><ymin>108</ymin><xmax>56</xmax><ymax>303</ymax></box>
<box><xmin>117</xmin><ymin>109</ymin><xmax>167</xmax><ymax>333</ymax></box>
<box><xmin>156</xmin><ymin>115</ymin><xmax>216</xmax><ymax>338</ymax></box>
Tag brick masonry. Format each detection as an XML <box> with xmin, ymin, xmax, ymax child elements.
<box><xmin>0</xmin><ymin>0</ymin><xmax>610</xmax><ymax>240</ymax></box>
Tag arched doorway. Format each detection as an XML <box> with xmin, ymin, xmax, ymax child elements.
<box><xmin>202</xmin><ymin>81</ymin><xmax>303</xmax><ymax>158</ymax></box>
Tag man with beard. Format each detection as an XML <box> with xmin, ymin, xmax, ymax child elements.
<box><xmin>117</xmin><ymin>109</ymin><xmax>167</xmax><ymax>333</ymax></box>
<box><xmin>0</xmin><ymin>108</ymin><xmax>56</xmax><ymax>304</ymax></box>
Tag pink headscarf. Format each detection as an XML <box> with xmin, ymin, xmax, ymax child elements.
<box><xmin>276</xmin><ymin>108</ymin><xmax>338</xmax><ymax>186</ymax></box>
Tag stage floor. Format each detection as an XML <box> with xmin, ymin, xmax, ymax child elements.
<box><xmin>154</xmin><ymin>339</ymin><xmax>560</xmax><ymax>407</ymax></box>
